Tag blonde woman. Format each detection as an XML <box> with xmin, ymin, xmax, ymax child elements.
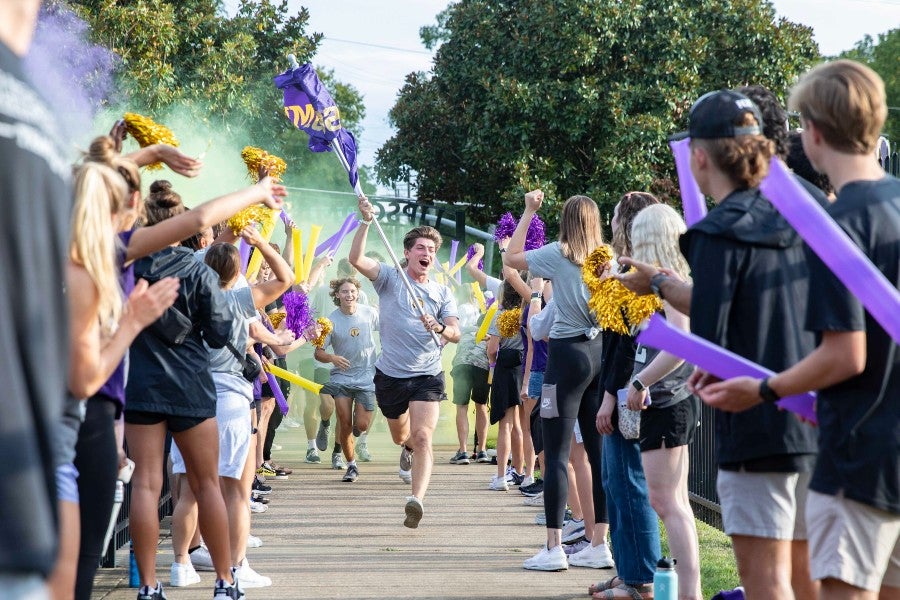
<box><xmin>504</xmin><ymin>191</ymin><xmax>611</xmax><ymax>572</ymax></box>
<box><xmin>51</xmin><ymin>162</ymin><xmax>179</xmax><ymax>600</ymax></box>
<box><xmin>627</xmin><ymin>204</ymin><xmax>701</xmax><ymax>599</ymax></box>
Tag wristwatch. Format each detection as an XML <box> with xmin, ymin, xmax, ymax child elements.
<box><xmin>631</xmin><ymin>378</ymin><xmax>646</xmax><ymax>392</ymax></box>
<box><xmin>649</xmin><ymin>273</ymin><xmax>668</xmax><ymax>300</ymax></box>
<box><xmin>499</xmin><ymin>248</ymin><xmax>507</xmax><ymax>253</ymax></box>
<box><xmin>530</xmin><ymin>292</ymin><xmax>542</xmax><ymax>300</ymax></box>
<box><xmin>759</xmin><ymin>377</ymin><xmax>781</xmax><ymax>403</ymax></box>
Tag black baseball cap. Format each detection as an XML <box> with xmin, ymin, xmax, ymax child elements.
<box><xmin>670</xmin><ymin>90</ymin><xmax>763</xmax><ymax>141</ymax></box>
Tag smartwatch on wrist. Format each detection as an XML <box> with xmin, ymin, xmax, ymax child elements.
<box><xmin>499</xmin><ymin>248</ymin><xmax>507</xmax><ymax>253</ymax></box>
<box><xmin>649</xmin><ymin>273</ymin><xmax>668</xmax><ymax>300</ymax></box>
<box><xmin>631</xmin><ymin>378</ymin><xmax>646</xmax><ymax>392</ymax></box>
<box><xmin>530</xmin><ymin>292</ymin><xmax>542</xmax><ymax>300</ymax></box>
<box><xmin>759</xmin><ymin>378</ymin><xmax>781</xmax><ymax>403</ymax></box>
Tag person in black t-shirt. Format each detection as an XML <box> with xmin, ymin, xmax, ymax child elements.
<box><xmin>673</xmin><ymin>90</ymin><xmax>819</xmax><ymax>600</ymax></box>
<box><xmin>701</xmin><ymin>60</ymin><xmax>899</xmax><ymax>598</ymax></box>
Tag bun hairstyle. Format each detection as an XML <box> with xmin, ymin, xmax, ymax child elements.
<box><xmin>695</xmin><ymin>113</ymin><xmax>775</xmax><ymax>189</ymax></box>
<box><xmin>204</xmin><ymin>242</ymin><xmax>241</xmax><ymax>287</ymax></box>
<box><xmin>143</xmin><ymin>180</ymin><xmax>185</xmax><ymax>226</ymax></box>
<box><xmin>85</xmin><ymin>135</ymin><xmax>141</xmax><ymax>194</ymax></box>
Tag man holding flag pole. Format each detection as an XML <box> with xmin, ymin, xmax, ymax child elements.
<box><xmin>274</xmin><ymin>57</ymin><xmax>461</xmax><ymax>528</ymax></box>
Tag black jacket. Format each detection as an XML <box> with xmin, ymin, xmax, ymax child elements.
<box><xmin>125</xmin><ymin>247</ymin><xmax>233</xmax><ymax>418</ymax></box>
<box><xmin>681</xmin><ymin>188</ymin><xmax>818</xmax><ymax>467</ymax></box>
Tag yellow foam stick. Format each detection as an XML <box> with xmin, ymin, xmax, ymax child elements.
<box><xmin>436</xmin><ymin>272</ymin><xmax>445</xmax><ymax>286</ymax></box>
<box><xmin>245</xmin><ymin>208</ymin><xmax>280</xmax><ymax>281</ymax></box>
<box><xmin>265</xmin><ymin>363</ymin><xmax>323</xmax><ymax>395</ymax></box>
<box><xmin>472</xmin><ymin>282</ymin><xmax>486</xmax><ymax>312</ymax></box>
<box><xmin>301</xmin><ymin>224</ymin><xmax>322</xmax><ymax>281</ymax></box>
<box><xmin>292</xmin><ymin>228</ymin><xmax>303</xmax><ymax>284</ymax></box>
<box><xmin>475</xmin><ymin>301</ymin><xmax>499</xmax><ymax>343</ymax></box>
<box><xmin>442</xmin><ymin>261</ymin><xmax>450</xmax><ymax>274</ymax></box>
<box><xmin>448</xmin><ymin>256</ymin><xmax>468</xmax><ymax>276</ymax></box>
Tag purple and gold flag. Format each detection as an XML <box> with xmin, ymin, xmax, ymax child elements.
<box><xmin>274</xmin><ymin>63</ymin><xmax>359</xmax><ymax>190</ymax></box>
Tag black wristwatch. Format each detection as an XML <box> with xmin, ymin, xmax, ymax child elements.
<box><xmin>649</xmin><ymin>273</ymin><xmax>668</xmax><ymax>300</ymax></box>
<box><xmin>436</xmin><ymin>322</ymin><xmax>446</xmax><ymax>334</ymax></box>
<box><xmin>759</xmin><ymin>377</ymin><xmax>781</xmax><ymax>403</ymax></box>
<box><xmin>499</xmin><ymin>248</ymin><xmax>507</xmax><ymax>253</ymax></box>
<box><xmin>631</xmin><ymin>378</ymin><xmax>646</xmax><ymax>392</ymax></box>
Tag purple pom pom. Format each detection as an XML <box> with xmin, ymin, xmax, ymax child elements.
<box><xmin>494</xmin><ymin>212</ymin><xmax>517</xmax><ymax>241</ymax></box>
<box><xmin>466</xmin><ymin>244</ymin><xmax>484</xmax><ymax>271</ymax></box>
<box><xmin>525</xmin><ymin>214</ymin><xmax>545</xmax><ymax>251</ymax></box>
<box><xmin>282</xmin><ymin>290</ymin><xmax>314</xmax><ymax>337</ymax></box>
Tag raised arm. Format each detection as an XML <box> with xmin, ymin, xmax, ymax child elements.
<box><xmin>465</xmin><ymin>243</ymin><xmax>488</xmax><ymax>287</ymax></box>
<box><xmin>349</xmin><ymin>195</ymin><xmax>380</xmax><ymax>281</ymax></box>
<box><xmin>125</xmin><ymin>174</ymin><xmax>286</xmax><ymax>263</ymax></box>
<box><xmin>503</xmin><ymin>189</ymin><xmax>542</xmax><ymax>271</ymax></box>
<box><xmin>616</xmin><ymin>257</ymin><xmax>692</xmax><ymax>315</ymax></box>
<box><xmin>125</xmin><ymin>144</ymin><xmax>203</xmax><ymax>178</ymax></box>
<box><xmin>241</xmin><ymin>226</ymin><xmax>293</xmax><ymax>308</ymax></box>
<box><xmin>502</xmin><ymin>264</ymin><xmax>531</xmax><ymax>301</ymax></box>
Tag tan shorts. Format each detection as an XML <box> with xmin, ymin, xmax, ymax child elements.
<box><xmin>717</xmin><ymin>469</ymin><xmax>810</xmax><ymax>540</ymax></box>
<box><xmin>807</xmin><ymin>490</ymin><xmax>900</xmax><ymax>591</ymax></box>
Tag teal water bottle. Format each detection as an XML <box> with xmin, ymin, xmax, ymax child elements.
<box><xmin>128</xmin><ymin>541</ymin><xmax>139</xmax><ymax>587</ymax></box>
<box><xmin>653</xmin><ymin>557</ymin><xmax>677</xmax><ymax>600</ymax></box>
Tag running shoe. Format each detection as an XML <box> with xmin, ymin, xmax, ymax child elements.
<box><xmin>356</xmin><ymin>442</ymin><xmax>372</xmax><ymax>462</ymax></box>
<box><xmin>488</xmin><ymin>475</ymin><xmax>509</xmax><ymax>491</ymax></box>
<box><xmin>256</xmin><ymin>464</ymin><xmax>275</xmax><ymax>479</ymax></box>
<box><xmin>568</xmin><ymin>542</ymin><xmax>615</xmax><ymax>569</ymax></box>
<box><xmin>136</xmin><ymin>583</ymin><xmax>167</xmax><ymax>599</ymax></box>
<box><xmin>450</xmin><ymin>450</ymin><xmax>470</xmax><ymax>465</ymax></box>
<box><xmin>404</xmin><ymin>496</ymin><xmax>424</xmax><ymax>529</ymax></box>
<box><xmin>170</xmin><ymin>561</ymin><xmax>200</xmax><ymax>587</ymax></box>
<box><xmin>316</xmin><ymin>421</ymin><xmax>330</xmax><ymax>451</ymax></box>
<box><xmin>342</xmin><ymin>464</ymin><xmax>359</xmax><ymax>482</ymax></box>
<box><xmin>332</xmin><ymin>452</ymin><xmax>346</xmax><ymax>470</ymax></box>
<box><xmin>563</xmin><ymin>538</ymin><xmax>590</xmax><ymax>556</ymax></box>
<box><xmin>474</xmin><ymin>450</ymin><xmax>491</xmax><ymax>463</ymax></box>
<box><xmin>561</xmin><ymin>518</ymin><xmax>585</xmax><ymax>544</ymax></box>
<box><xmin>305</xmin><ymin>447</ymin><xmax>321</xmax><ymax>463</ymax></box>
<box><xmin>399</xmin><ymin>445</ymin><xmax>413</xmax><ymax>471</ymax></box>
<box><xmin>520</xmin><ymin>478</ymin><xmax>544</xmax><ymax>497</ymax></box>
<box><xmin>523</xmin><ymin>545</ymin><xmax>568</xmax><ymax>571</ymax></box>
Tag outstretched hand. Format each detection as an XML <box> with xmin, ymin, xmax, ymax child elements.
<box><xmin>126</xmin><ymin>277</ymin><xmax>179</xmax><ymax>329</ymax></box>
<box><xmin>157</xmin><ymin>145</ymin><xmax>203</xmax><ymax>177</ymax></box>
<box><xmin>615</xmin><ymin>257</ymin><xmax>660</xmax><ymax>295</ymax></box>
<box><xmin>240</xmin><ymin>225</ymin><xmax>264</xmax><ymax>248</ymax></box>
<box><xmin>257</xmin><ymin>172</ymin><xmax>287</xmax><ymax>210</ymax></box>
<box><xmin>108</xmin><ymin>119</ymin><xmax>127</xmax><ymax>153</ymax></box>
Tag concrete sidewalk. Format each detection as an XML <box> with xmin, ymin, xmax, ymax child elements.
<box><xmin>92</xmin><ymin>428</ymin><xmax>612</xmax><ymax>599</ymax></box>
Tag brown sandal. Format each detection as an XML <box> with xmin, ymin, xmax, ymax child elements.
<box><xmin>592</xmin><ymin>583</ymin><xmax>653</xmax><ymax>599</ymax></box>
<box><xmin>588</xmin><ymin>577</ymin><xmax>621</xmax><ymax>595</ymax></box>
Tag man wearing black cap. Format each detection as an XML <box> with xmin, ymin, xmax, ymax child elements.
<box><xmin>652</xmin><ymin>91</ymin><xmax>819</xmax><ymax>600</ymax></box>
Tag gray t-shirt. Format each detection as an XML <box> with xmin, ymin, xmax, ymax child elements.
<box><xmin>323</xmin><ymin>304</ymin><xmax>379</xmax><ymax>389</ymax></box>
<box><xmin>489</xmin><ymin>309</ymin><xmax>524</xmax><ymax>351</ymax></box>
<box><xmin>525</xmin><ymin>242</ymin><xmax>596</xmax><ymax>338</ymax></box>
<box><xmin>631</xmin><ymin>343</ymin><xmax>693</xmax><ymax>409</ymax></box>
<box><xmin>206</xmin><ymin>287</ymin><xmax>256</xmax><ymax>395</ymax></box>
<box><xmin>372</xmin><ymin>263</ymin><xmax>458</xmax><ymax>377</ymax></box>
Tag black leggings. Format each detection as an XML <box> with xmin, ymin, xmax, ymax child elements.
<box><xmin>74</xmin><ymin>397</ymin><xmax>119</xmax><ymax>600</ymax></box>
<box><xmin>541</xmin><ymin>335</ymin><xmax>608</xmax><ymax>530</ymax></box>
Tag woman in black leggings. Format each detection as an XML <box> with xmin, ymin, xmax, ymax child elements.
<box><xmin>504</xmin><ymin>190</ymin><xmax>609</xmax><ymax>572</ymax></box>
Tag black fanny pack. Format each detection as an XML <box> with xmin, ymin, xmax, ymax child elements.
<box><xmin>226</xmin><ymin>341</ymin><xmax>262</xmax><ymax>382</ymax></box>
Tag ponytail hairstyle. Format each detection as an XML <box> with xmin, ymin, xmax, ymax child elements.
<box><xmin>70</xmin><ymin>161</ymin><xmax>127</xmax><ymax>334</ymax></box>
<box><xmin>143</xmin><ymin>180</ymin><xmax>185</xmax><ymax>226</ymax></box>
<box><xmin>85</xmin><ymin>135</ymin><xmax>143</xmax><ymax>225</ymax></box>
<box><xmin>611</xmin><ymin>192</ymin><xmax>660</xmax><ymax>258</ymax></box>
<box><xmin>204</xmin><ymin>242</ymin><xmax>241</xmax><ymax>288</ymax></box>
<box><xmin>692</xmin><ymin>113</ymin><xmax>775</xmax><ymax>189</ymax></box>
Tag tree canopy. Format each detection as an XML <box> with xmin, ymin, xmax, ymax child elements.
<box><xmin>376</xmin><ymin>0</ymin><xmax>819</xmax><ymax>233</ymax></box>
<box><xmin>839</xmin><ymin>28</ymin><xmax>899</xmax><ymax>146</ymax></box>
<box><xmin>70</xmin><ymin>0</ymin><xmax>374</xmax><ymax>193</ymax></box>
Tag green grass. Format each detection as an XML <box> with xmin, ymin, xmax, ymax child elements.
<box><xmin>660</xmin><ymin>518</ymin><xmax>740</xmax><ymax>598</ymax></box>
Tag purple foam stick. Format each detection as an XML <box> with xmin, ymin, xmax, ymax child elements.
<box><xmin>327</xmin><ymin>220</ymin><xmax>359</xmax><ymax>255</ymax></box>
<box><xmin>760</xmin><ymin>158</ymin><xmax>900</xmax><ymax>344</ymax></box>
<box><xmin>315</xmin><ymin>212</ymin><xmax>356</xmax><ymax>256</ymax></box>
<box><xmin>637</xmin><ymin>314</ymin><xmax>818</xmax><ymax>423</ymax></box>
<box><xmin>450</xmin><ymin>240</ymin><xmax>460</xmax><ymax>283</ymax></box>
<box><xmin>669</xmin><ymin>138</ymin><xmax>707</xmax><ymax>227</ymax></box>
<box><xmin>279</xmin><ymin>210</ymin><xmax>292</xmax><ymax>227</ymax></box>
<box><xmin>238</xmin><ymin>240</ymin><xmax>251</xmax><ymax>274</ymax></box>
<box><xmin>266</xmin><ymin>372</ymin><xmax>289</xmax><ymax>415</ymax></box>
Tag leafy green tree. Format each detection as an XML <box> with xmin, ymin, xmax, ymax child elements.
<box><xmin>70</xmin><ymin>0</ymin><xmax>373</xmax><ymax>193</ymax></box>
<box><xmin>839</xmin><ymin>28</ymin><xmax>899</xmax><ymax>145</ymax></box>
<box><xmin>377</xmin><ymin>0</ymin><xmax>818</xmax><ymax>233</ymax></box>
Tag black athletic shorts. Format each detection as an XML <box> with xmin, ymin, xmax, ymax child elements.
<box><xmin>124</xmin><ymin>409</ymin><xmax>208</xmax><ymax>433</ymax></box>
<box><xmin>638</xmin><ymin>395</ymin><xmax>700</xmax><ymax>452</ymax></box>
<box><xmin>374</xmin><ymin>368</ymin><xmax>446</xmax><ymax>419</ymax></box>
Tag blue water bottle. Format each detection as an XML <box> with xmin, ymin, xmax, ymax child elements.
<box><xmin>128</xmin><ymin>541</ymin><xmax>140</xmax><ymax>588</ymax></box>
<box><xmin>653</xmin><ymin>557</ymin><xmax>677</xmax><ymax>600</ymax></box>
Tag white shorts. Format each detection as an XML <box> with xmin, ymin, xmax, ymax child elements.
<box><xmin>807</xmin><ymin>490</ymin><xmax>900</xmax><ymax>591</ymax></box>
<box><xmin>717</xmin><ymin>469</ymin><xmax>809</xmax><ymax>540</ymax></box>
<box><xmin>171</xmin><ymin>390</ymin><xmax>251</xmax><ymax>479</ymax></box>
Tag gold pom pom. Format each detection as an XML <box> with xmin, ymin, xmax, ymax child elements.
<box><xmin>311</xmin><ymin>317</ymin><xmax>333</xmax><ymax>348</ymax></box>
<box><xmin>268</xmin><ymin>311</ymin><xmax>287</xmax><ymax>329</ymax></box>
<box><xmin>241</xmin><ymin>146</ymin><xmax>287</xmax><ymax>182</ymax></box>
<box><xmin>497</xmin><ymin>307</ymin><xmax>523</xmax><ymax>338</ymax></box>
<box><xmin>582</xmin><ymin>245</ymin><xmax>662</xmax><ymax>334</ymax></box>
<box><xmin>123</xmin><ymin>112</ymin><xmax>179</xmax><ymax>171</ymax></box>
<box><xmin>227</xmin><ymin>205</ymin><xmax>272</xmax><ymax>235</ymax></box>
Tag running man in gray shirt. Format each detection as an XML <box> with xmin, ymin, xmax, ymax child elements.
<box><xmin>350</xmin><ymin>195</ymin><xmax>460</xmax><ymax>529</ymax></box>
<box><xmin>315</xmin><ymin>277</ymin><xmax>379</xmax><ymax>483</ymax></box>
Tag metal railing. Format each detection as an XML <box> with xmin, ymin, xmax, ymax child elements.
<box><xmin>687</xmin><ymin>401</ymin><xmax>722</xmax><ymax>529</ymax></box>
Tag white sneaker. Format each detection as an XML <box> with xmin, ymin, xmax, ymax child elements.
<box><xmin>523</xmin><ymin>492</ymin><xmax>544</xmax><ymax>507</ymax></box>
<box><xmin>488</xmin><ymin>475</ymin><xmax>509</xmax><ymax>491</ymax></box>
<box><xmin>404</xmin><ymin>496</ymin><xmax>424</xmax><ymax>529</ymax></box>
<box><xmin>246</xmin><ymin>535</ymin><xmax>263</xmax><ymax>548</ymax></box>
<box><xmin>249</xmin><ymin>500</ymin><xmax>268</xmax><ymax>513</ymax></box>
<box><xmin>170</xmin><ymin>560</ymin><xmax>201</xmax><ymax>587</ymax></box>
<box><xmin>189</xmin><ymin>545</ymin><xmax>214</xmax><ymax>572</ymax></box>
<box><xmin>398</xmin><ymin>468</ymin><xmax>412</xmax><ymax>484</ymax></box>
<box><xmin>234</xmin><ymin>558</ymin><xmax>272</xmax><ymax>588</ymax></box>
<box><xmin>523</xmin><ymin>545</ymin><xmax>568</xmax><ymax>571</ymax></box>
<box><xmin>561</xmin><ymin>517</ymin><xmax>585</xmax><ymax>543</ymax></box>
<box><xmin>568</xmin><ymin>542</ymin><xmax>615</xmax><ymax>569</ymax></box>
